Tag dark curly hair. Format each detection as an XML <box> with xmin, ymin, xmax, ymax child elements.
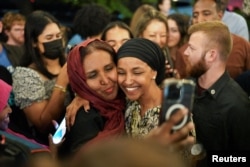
<box><xmin>72</xmin><ymin>4</ymin><xmax>111</xmax><ymax>39</ymax></box>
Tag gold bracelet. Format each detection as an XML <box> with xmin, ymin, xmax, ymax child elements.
<box><xmin>54</xmin><ymin>84</ymin><xmax>66</xmax><ymax>93</ymax></box>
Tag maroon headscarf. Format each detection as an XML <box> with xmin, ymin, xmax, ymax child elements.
<box><xmin>67</xmin><ymin>39</ymin><xmax>125</xmax><ymax>144</ymax></box>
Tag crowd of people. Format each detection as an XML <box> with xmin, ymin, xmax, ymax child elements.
<box><xmin>1</xmin><ymin>0</ymin><xmax>250</xmax><ymax>167</ymax></box>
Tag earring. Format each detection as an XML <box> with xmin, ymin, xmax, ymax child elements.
<box><xmin>152</xmin><ymin>76</ymin><xmax>156</xmax><ymax>80</ymax></box>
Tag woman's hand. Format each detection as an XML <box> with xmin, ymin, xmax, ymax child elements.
<box><xmin>146</xmin><ymin>108</ymin><xmax>195</xmax><ymax>150</ymax></box>
<box><xmin>66</xmin><ymin>95</ymin><xmax>90</xmax><ymax>129</ymax></box>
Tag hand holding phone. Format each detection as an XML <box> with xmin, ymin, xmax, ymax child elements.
<box><xmin>52</xmin><ymin>117</ymin><xmax>66</xmax><ymax>144</ymax></box>
<box><xmin>159</xmin><ymin>78</ymin><xmax>195</xmax><ymax>131</ymax></box>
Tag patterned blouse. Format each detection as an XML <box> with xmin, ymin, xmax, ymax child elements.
<box><xmin>12</xmin><ymin>67</ymin><xmax>56</xmax><ymax>109</ymax></box>
<box><xmin>125</xmin><ymin>100</ymin><xmax>161</xmax><ymax>139</ymax></box>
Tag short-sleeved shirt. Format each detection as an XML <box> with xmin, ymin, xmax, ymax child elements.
<box><xmin>12</xmin><ymin>67</ymin><xmax>55</xmax><ymax>109</ymax></box>
<box><xmin>125</xmin><ymin>100</ymin><xmax>161</xmax><ymax>138</ymax></box>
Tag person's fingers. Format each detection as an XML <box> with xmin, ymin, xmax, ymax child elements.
<box><xmin>158</xmin><ymin>108</ymin><xmax>188</xmax><ymax>136</ymax></box>
<box><xmin>48</xmin><ymin>133</ymin><xmax>53</xmax><ymax>145</ymax></box>
<box><xmin>166</xmin><ymin>64</ymin><xmax>171</xmax><ymax>69</ymax></box>
<box><xmin>161</xmin><ymin>109</ymin><xmax>191</xmax><ymax>144</ymax></box>
<box><xmin>170</xmin><ymin>122</ymin><xmax>194</xmax><ymax>143</ymax></box>
<box><xmin>52</xmin><ymin>120</ymin><xmax>59</xmax><ymax>129</ymax></box>
<box><xmin>70</xmin><ymin>114</ymin><xmax>76</xmax><ymax>126</ymax></box>
<box><xmin>179</xmin><ymin>136</ymin><xmax>195</xmax><ymax>149</ymax></box>
<box><xmin>146</xmin><ymin>126</ymin><xmax>162</xmax><ymax>139</ymax></box>
<box><xmin>66</xmin><ymin>102</ymin><xmax>78</xmax><ymax>128</ymax></box>
<box><xmin>173</xmin><ymin>69</ymin><xmax>180</xmax><ymax>79</ymax></box>
<box><xmin>173</xmin><ymin>136</ymin><xmax>195</xmax><ymax>151</ymax></box>
<box><xmin>82</xmin><ymin>100</ymin><xmax>90</xmax><ymax>111</ymax></box>
<box><xmin>66</xmin><ymin>106</ymin><xmax>71</xmax><ymax>130</ymax></box>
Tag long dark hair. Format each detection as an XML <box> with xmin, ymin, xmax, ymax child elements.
<box><xmin>21</xmin><ymin>10</ymin><xmax>66</xmax><ymax>79</ymax></box>
<box><xmin>167</xmin><ymin>13</ymin><xmax>190</xmax><ymax>47</ymax></box>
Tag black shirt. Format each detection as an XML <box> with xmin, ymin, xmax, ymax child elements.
<box><xmin>58</xmin><ymin>107</ymin><xmax>105</xmax><ymax>159</ymax></box>
<box><xmin>193</xmin><ymin>71</ymin><xmax>250</xmax><ymax>151</ymax></box>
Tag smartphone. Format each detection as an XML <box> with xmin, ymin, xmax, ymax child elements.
<box><xmin>52</xmin><ymin>117</ymin><xmax>66</xmax><ymax>144</ymax></box>
<box><xmin>159</xmin><ymin>78</ymin><xmax>196</xmax><ymax>131</ymax></box>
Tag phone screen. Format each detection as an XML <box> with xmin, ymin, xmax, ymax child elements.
<box><xmin>52</xmin><ymin>117</ymin><xmax>66</xmax><ymax>144</ymax></box>
<box><xmin>160</xmin><ymin>78</ymin><xmax>195</xmax><ymax>130</ymax></box>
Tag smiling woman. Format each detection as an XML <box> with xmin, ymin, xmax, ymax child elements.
<box><xmin>116</xmin><ymin>38</ymin><xmax>165</xmax><ymax>138</ymax></box>
<box><xmin>57</xmin><ymin>39</ymin><xmax>125</xmax><ymax>161</ymax></box>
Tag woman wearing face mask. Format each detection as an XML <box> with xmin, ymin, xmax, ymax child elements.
<box><xmin>12</xmin><ymin>10</ymin><xmax>68</xmax><ymax>145</ymax></box>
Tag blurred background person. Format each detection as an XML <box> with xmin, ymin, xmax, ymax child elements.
<box><xmin>221</xmin><ymin>0</ymin><xmax>249</xmax><ymax>41</ymax></box>
<box><xmin>66</xmin><ymin>3</ymin><xmax>111</xmax><ymax>52</ymax></box>
<box><xmin>235</xmin><ymin>70</ymin><xmax>250</xmax><ymax>98</ymax></box>
<box><xmin>0</xmin><ymin>12</ymin><xmax>25</xmax><ymax>73</ymax></box>
<box><xmin>101</xmin><ymin>21</ymin><xmax>133</xmax><ymax>52</ymax></box>
<box><xmin>133</xmin><ymin>9</ymin><xmax>178</xmax><ymax>78</ymax></box>
<box><xmin>12</xmin><ymin>10</ymin><xmax>68</xmax><ymax>145</ymax></box>
<box><xmin>156</xmin><ymin>0</ymin><xmax>172</xmax><ymax>16</ymax></box>
<box><xmin>167</xmin><ymin>13</ymin><xmax>190</xmax><ymax>71</ymax></box>
<box><xmin>242</xmin><ymin>0</ymin><xmax>250</xmax><ymax>15</ymax></box>
<box><xmin>176</xmin><ymin>0</ymin><xmax>250</xmax><ymax>79</ymax></box>
<box><xmin>129</xmin><ymin>4</ymin><xmax>156</xmax><ymax>37</ymax></box>
<box><xmin>1</xmin><ymin>11</ymin><xmax>25</xmax><ymax>46</ymax></box>
<box><xmin>72</xmin><ymin>138</ymin><xmax>189</xmax><ymax>167</ymax></box>
<box><xmin>0</xmin><ymin>79</ymin><xmax>49</xmax><ymax>154</ymax></box>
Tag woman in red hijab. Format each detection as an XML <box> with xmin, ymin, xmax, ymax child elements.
<box><xmin>57</xmin><ymin>39</ymin><xmax>125</xmax><ymax>160</ymax></box>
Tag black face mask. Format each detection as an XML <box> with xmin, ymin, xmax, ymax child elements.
<box><xmin>42</xmin><ymin>39</ymin><xmax>64</xmax><ymax>60</ymax></box>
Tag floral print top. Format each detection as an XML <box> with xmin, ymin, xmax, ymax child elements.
<box><xmin>12</xmin><ymin>67</ymin><xmax>56</xmax><ymax>109</ymax></box>
<box><xmin>125</xmin><ymin>100</ymin><xmax>161</xmax><ymax>139</ymax></box>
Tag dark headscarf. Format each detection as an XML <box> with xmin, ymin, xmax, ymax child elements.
<box><xmin>67</xmin><ymin>39</ymin><xmax>125</xmax><ymax>143</ymax></box>
<box><xmin>116</xmin><ymin>38</ymin><xmax>166</xmax><ymax>85</ymax></box>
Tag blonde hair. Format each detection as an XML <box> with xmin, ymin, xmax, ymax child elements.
<box><xmin>188</xmin><ymin>21</ymin><xmax>232</xmax><ymax>61</ymax></box>
<box><xmin>129</xmin><ymin>4</ymin><xmax>156</xmax><ymax>35</ymax></box>
<box><xmin>1</xmin><ymin>12</ymin><xmax>25</xmax><ymax>31</ymax></box>
<box><xmin>133</xmin><ymin>9</ymin><xmax>169</xmax><ymax>38</ymax></box>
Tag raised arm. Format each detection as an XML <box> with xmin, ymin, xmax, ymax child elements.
<box><xmin>13</xmin><ymin>64</ymin><xmax>68</xmax><ymax>134</ymax></box>
<box><xmin>65</xmin><ymin>95</ymin><xmax>90</xmax><ymax>129</ymax></box>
